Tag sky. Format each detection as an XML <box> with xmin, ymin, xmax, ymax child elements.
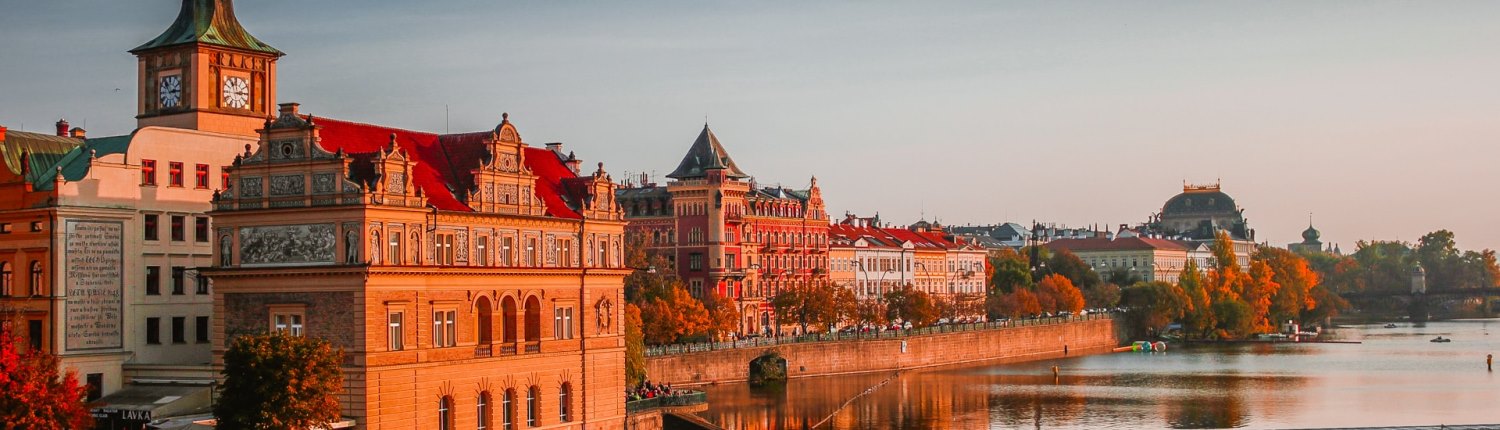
<box><xmin>3</xmin><ymin>1</ymin><xmax>1499</xmax><ymax>251</ymax></box>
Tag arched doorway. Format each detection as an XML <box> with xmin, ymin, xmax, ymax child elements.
<box><xmin>524</xmin><ymin>296</ymin><xmax>541</xmax><ymax>342</ymax></box>
<box><xmin>476</xmin><ymin>296</ymin><xmax>493</xmax><ymax>345</ymax></box>
<box><xmin>501</xmin><ymin>296</ymin><xmax>518</xmax><ymax>343</ymax></box>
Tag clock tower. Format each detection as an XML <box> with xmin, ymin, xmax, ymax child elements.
<box><xmin>131</xmin><ymin>0</ymin><xmax>283</xmax><ymax>136</ymax></box>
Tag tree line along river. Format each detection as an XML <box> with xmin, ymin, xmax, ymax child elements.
<box><xmin>697</xmin><ymin>319</ymin><xmax>1500</xmax><ymax>429</ymax></box>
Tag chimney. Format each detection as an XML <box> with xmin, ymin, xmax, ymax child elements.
<box><xmin>278</xmin><ymin>103</ymin><xmax>300</xmax><ymax>116</ymax></box>
<box><xmin>70</xmin><ymin>128</ymin><xmax>87</xmax><ymax>139</ymax></box>
<box><xmin>0</xmin><ymin>125</ymin><xmax>7</xmax><ymax>138</ymax></box>
<box><xmin>56</xmin><ymin>119</ymin><xmax>69</xmax><ymax>136</ymax></box>
<box><xmin>545</xmin><ymin>142</ymin><xmax>564</xmax><ymax>155</ymax></box>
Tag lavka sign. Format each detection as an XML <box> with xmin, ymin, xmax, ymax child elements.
<box><xmin>65</xmin><ymin>220</ymin><xmax>124</xmax><ymax>351</ymax></box>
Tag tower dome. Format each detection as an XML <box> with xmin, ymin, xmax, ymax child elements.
<box><xmin>1301</xmin><ymin>225</ymin><xmax>1320</xmax><ymax>242</ymax></box>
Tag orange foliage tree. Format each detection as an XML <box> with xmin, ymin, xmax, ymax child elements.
<box><xmin>0</xmin><ymin>325</ymin><xmax>91</xmax><ymax>429</ymax></box>
<box><xmin>1036</xmin><ymin>274</ymin><xmax>1086</xmax><ymax>314</ymax></box>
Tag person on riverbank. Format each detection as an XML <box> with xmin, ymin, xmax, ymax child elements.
<box><xmin>1488</xmin><ymin>353</ymin><xmax>1493</xmax><ymax>372</ymax></box>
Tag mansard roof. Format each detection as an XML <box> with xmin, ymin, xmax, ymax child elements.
<box><xmin>666</xmin><ymin>125</ymin><xmax>749</xmax><ymax>180</ymax></box>
<box><xmin>131</xmin><ymin>0</ymin><xmax>283</xmax><ymax>56</ymax></box>
<box><xmin>311</xmin><ymin>117</ymin><xmax>582</xmax><ymax>218</ymax></box>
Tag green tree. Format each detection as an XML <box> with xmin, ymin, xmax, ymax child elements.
<box><xmin>1083</xmin><ymin>282</ymin><xmax>1122</xmax><ymax>309</ymax></box>
<box><xmin>0</xmin><ymin>325</ymin><xmax>92</xmax><ymax>429</ymax></box>
<box><xmin>624</xmin><ymin>304</ymin><xmax>647</xmax><ymax>386</ymax></box>
<box><xmin>1120</xmin><ymin>281</ymin><xmax>1189</xmax><ymax>337</ymax></box>
<box><xmin>1177</xmin><ymin>260</ymin><xmax>1215</xmax><ymax>339</ymax></box>
<box><xmin>1045</xmin><ymin>249</ymin><xmax>1102</xmax><ymax>291</ymax></box>
<box><xmin>215</xmin><ymin>332</ymin><xmax>344</xmax><ymax>430</ymax></box>
<box><xmin>987</xmin><ymin>249</ymin><xmax>1033</xmax><ymax>294</ymax></box>
<box><xmin>773</xmin><ymin>283</ymin><xmax>857</xmax><ymax>334</ymax></box>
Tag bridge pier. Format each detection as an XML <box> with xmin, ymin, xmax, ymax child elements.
<box><xmin>1407</xmin><ymin>294</ymin><xmax>1429</xmax><ymax>323</ymax></box>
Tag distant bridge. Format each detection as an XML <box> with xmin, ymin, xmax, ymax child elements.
<box><xmin>1337</xmin><ymin>287</ymin><xmax>1500</xmax><ymax>321</ymax></box>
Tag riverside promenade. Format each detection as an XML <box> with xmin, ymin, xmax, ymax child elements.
<box><xmin>645</xmin><ymin>314</ymin><xmax>1125</xmax><ymax>386</ymax></box>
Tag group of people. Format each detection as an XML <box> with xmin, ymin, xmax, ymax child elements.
<box><xmin>626</xmin><ymin>380</ymin><xmax>682</xmax><ymax>402</ymax></box>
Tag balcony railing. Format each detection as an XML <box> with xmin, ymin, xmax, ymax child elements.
<box><xmin>625</xmin><ymin>391</ymin><xmax>708</xmax><ymax>413</ymax></box>
<box><xmin>500</xmin><ymin>344</ymin><xmax>517</xmax><ymax>355</ymax></box>
<box><xmin>645</xmin><ymin>313</ymin><xmax>1115</xmax><ymax>357</ymax></box>
<box><xmin>524</xmin><ymin>341</ymin><xmax>541</xmax><ymax>353</ymax></box>
<box><xmin>474</xmin><ymin>345</ymin><xmax>493</xmax><ymax>358</ymax></box>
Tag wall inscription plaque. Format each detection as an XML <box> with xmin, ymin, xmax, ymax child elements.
<box><xmin>64</xmin><ymin>220</ymin><xmax>124</xmax><ymax>351</ymax></box>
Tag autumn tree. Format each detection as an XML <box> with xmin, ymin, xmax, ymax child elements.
<box><xmin>624</xmin><ymin>304</ymin><xmax>646</xmax><ymax>386</ymax></box>
<box><xmin>773</xmin><ymin>283</ymin><xmax>856</xmax><ymax>334</ymax></box>
<box><xmin>1177</xmin><ymin>260</ymin><xmax>1215</xmax><ymax>339</ymax></box>
<box><xmin>883</xmin><ymin>288</ymin><xmax>938</xmax><ymax>328</ymax></box>
<box><xmin>1036</xmin><ymin>274</ymin><xmax>1086</xmax><ymax>314</ymax></box>
<box><xmin>215</xmin><ymin>331</ymin><xmax>344</xmax><ymax>430</ymax></box>
<box><xmin>1044</xmin><ymin>249</ymin><xmax>1102</xmax><ymax>291</ymax></box>
<box><xmin>1084</xmin><ymin>282</ymin><xmax>1122</xmax><ymax>309</ymax></box>
<box><xmin>701</xmin><ymin>291</ymin><xmax>742</xmax><ymax>341</ymax></box>
<box><xmin>1255</xmin><ymin>247</ymin><xmax>1320</xmax><ymax>325</ymax></box>
<box><xmin>639</xmin><ymin>285</ymin><xmax>710</xmax><ymax>344</ymax></box>
<box><xmin>0</xmin><ymin>325</ymin><xmax>91</xmax><ymax>429</ymax></box>
<box><xmin>993</xmin><ymin>288</ymin><xmax>1042</xmax><ymax>320</ymax></box>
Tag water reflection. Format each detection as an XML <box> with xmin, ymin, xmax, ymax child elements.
<box><xmin>700</xmin><ymin>319</ymin><xmax>1500</xmax><ymax>429</ymax></box>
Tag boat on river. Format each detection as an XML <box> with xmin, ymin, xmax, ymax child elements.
<box><xmin>1384</xmin><ymin>323</ymin><xmax>1398</xmax><ymax>328</ymax></box>
<box><xmin>1430</xmin><ymin>336</ymin><xmax>1452</xmax><ymax>343</ymax></box>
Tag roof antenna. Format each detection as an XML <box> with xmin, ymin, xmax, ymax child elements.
<box><xmin>445</xmin><ymin>104</ymin><xmax>450</xmax><ymax>134</ymax></box>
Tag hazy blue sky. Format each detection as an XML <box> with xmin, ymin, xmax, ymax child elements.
<box><xmin>3</xmin><ymin>1</ymin><xmax>1499</xmax><ymax>251</ymax></box>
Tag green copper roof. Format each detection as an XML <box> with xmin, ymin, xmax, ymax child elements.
<box><xmin>32</xmin><ymin>134</ymin><xmax>134</xmax><ymax>191</ymax></box>
<box><xmin>1</xmin><ymin>130</ymin><xmax>83</xmax><ymax>182</ymax></box>
<box><xmin>131</xmin><ymin>0</ymin><xmax>283</xmax><ymax>56</ymax></box>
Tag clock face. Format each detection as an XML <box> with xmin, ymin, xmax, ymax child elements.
<box><xmin>222</xmin><ymin>76</ymin><xmax>250</xmax><ymax>109</ymax></box>
<box><xmin>158</xmin><ymin>75</ymin><xmax>182</xmax><ymax>108</ymax></box>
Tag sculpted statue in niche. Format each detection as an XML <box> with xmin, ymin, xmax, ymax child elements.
<box><xmin>220</xmin><ymin>236</ymin><xmax>232</xmax><ymax>266</ymax></box>
<box><xmin>345</xmin><ymin>229</ymin><xmax>359</xmax><ymax>264</ymax></box>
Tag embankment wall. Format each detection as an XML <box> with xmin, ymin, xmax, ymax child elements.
<box><xmin>646</xmin><ymin>318</ymin><xmax>1124</xmax><ymax>386</ymax></box>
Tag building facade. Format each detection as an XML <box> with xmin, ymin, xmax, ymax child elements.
<box><xmin>206</xmin><ymin>105</ymin><xmax>628</xmax><ymax>429</ymax></box>
<box><xmin>1045</xmin><ymin>237</ymin><xmax>1212</xmax><ymax>284</ymax></box>
<box><xmin>0</xmin><ymin>1</ymin><xmax>274</xmax><ymax>419</ymax></box>
<box><xmin>615</xmin><ymin>126</ymin><xmax>829</xmax><ymax>335</ymax></box>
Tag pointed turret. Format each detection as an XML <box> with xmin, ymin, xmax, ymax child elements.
<box><xmin>666</xmin><ymin>125</ymin><xmax>749</xmax><ymax>180</ymax></box>
<box><xmin>131</xmin><ymin>0</ymin><xmax>283</xmax><ymax>56</ymax></box>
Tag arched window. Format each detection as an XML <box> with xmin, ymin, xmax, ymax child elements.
<box><xmin>0</xmin><ymin>262</ymin><xmax>12</xmax><ymax>296</ymax></box>
<box><xmin>477</xmin><ymin>391</ymin><xmax>492</xmax><ymax>430</ymax></box>
<box><xmin>438</xmin><ymin>395</ymin><xmax>453</xmax><ymax>430</ymax></box>
<box><xmin>502</xmin><ymin>388</ymin><xmax>515</xmax><ymax>429</ymax></box>
<box><xmin>501</xmin><ymin>296</ymin><xmax>518</xmax><ymax>343</ymax></box>
<box><xmin>525</xmin><ymin>386</ymin><xmax>539</xmax><ymax>427</ymax></box>
<box><xmin>558</xmin><ymin>383</ymin><xmax>572</xmax><ymax>422</ymax></box>
<box><xmin>523</xmin><ymin>297</ymin><xmax>541</xmax><ymax>343</ymax></box>
<box><xmin>28</xmin><ymin>261</ymin><xmax>42</xmax><ymax>296</ymax></box>
<box><xmin>476</xmin><ymin>296</ymin><xmax>493</xmax><ymax>344</ymax></box>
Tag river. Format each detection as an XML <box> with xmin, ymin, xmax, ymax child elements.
<box><xmin>697</xmin><ymin>319</ymin><xmax>1500</xmax><ymax>429</ymax></box>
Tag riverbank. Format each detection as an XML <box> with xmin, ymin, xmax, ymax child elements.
<box><xmin>645</xmin><ymin>317</ymin><xmax>1125</xmax><ymax>386</ymax></box>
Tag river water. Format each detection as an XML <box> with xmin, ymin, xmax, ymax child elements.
<box><xmin>698</xmin><ymin>319</ymin><xmax>1500</xmax><ymax>429</ymax></box>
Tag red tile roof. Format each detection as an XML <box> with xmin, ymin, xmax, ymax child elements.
<box><xmin>312</xmin><ymin>117</ymin><xmax>581</xmax><ymax>218</ymax></box>
<box><xmin>1045</xmin><ymin>237</ymin><xmax>1189</xmax><ymax>252</ymax></box>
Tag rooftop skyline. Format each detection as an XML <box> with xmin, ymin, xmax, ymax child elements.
<box><xmin>3</xmin><ymin>1</ymin><xmax>1498</xmax><ymax>250</ymax></box>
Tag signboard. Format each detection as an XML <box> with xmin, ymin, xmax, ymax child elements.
<box><xmin>65</xmin><ymin>220</ymin><xmax>124</xmax><ymax>351</ymax></box>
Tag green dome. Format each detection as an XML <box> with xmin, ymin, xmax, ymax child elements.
<box><xmin>1301</xmin><ymin>225</ymin><xmax>1320</xmax><ymax>242</ymax></box>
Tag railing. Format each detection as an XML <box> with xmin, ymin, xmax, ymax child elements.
<box><xmin>500</xmin><ymin>344</ymin><xmax>517</xmax><ymax>355</ymax></box>
<box><xmin>524</xmin><ymin>341</ymin><xmax>541</xmax><ymax>353</ymax></box>
<box><xmin>645</xmin><ymin>313</ymin><xmax>1115</xmax><ymax>357</ymax></box>
<box><xmin>475</xmin><ymin>345</ymin><xmax>492</xmax><ymax>358</ymax></box>
<box><xmin>625</xmin><ymin>391</ymin><xmax>708</xmax><ymax>413</ymax></box>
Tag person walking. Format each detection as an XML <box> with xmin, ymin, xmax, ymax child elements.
<box><xmin>1488</xmin><ymin>353</ymin><xmax>1493</xmax><ymax>372</ymax></box>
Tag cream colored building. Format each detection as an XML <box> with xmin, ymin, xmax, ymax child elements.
<box><xmin>1046</xmin><ymin>237</ymin><xmax>1211</xmax><ymax>284</ymax></box>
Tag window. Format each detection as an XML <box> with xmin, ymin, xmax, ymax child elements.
<box><xmin>141</xmin><ymin>159</ymin><xmax>157</xmax><ymax>185</ymax></box>
<box><xmin>196</xmin><ymin>316</ymin><xmax>209</xmax><ymax>343</ymax></box>
<box><xmin>196</xmin><ymin>273</ymin><xmax>209</xmax><ymax>295</ymax></box>
<box><xmin>86</xmin><ymin>374</ymin><xmax>103</xmax><ymax>402</ymax></box>
<box><xmin>432</xmin><ymin>310</ymin><xmax>456</xmax><ymax>347</ymax></box>
<box><xmin>477</xmin><ymin>392</ymin><xmax>491</xmax><ymax>430</ymax></box>
<box><xmin>559</xmin><ymin>383</ymin><xmax>571</xmax><ymax>422</ymax></box>
<box><xmin>272</xmin><ymin>311</ymin><xmax>304</xmax><ymax>336</ymax></box>
<box><xmin>146</xmin><ymin>317</ymin><xmax>161</xmax><ymax>344</ymax></box>
<box><xmin>502</xmin><ymin>390</ymin><xmax>514</xmax><ymax>429</ymax></box>
<box><xmin>438</xmin><ymin>395</ymin><xmax>453</xmax><ymax>430</ymax></box>
<box><xmin>501</xmin><ymin>237</ymin><xmax>514</xmax><ymax>267</ymax></box>
<box><xmin>29</xmin><ymin>221</ymin><xmax>41</xmax><ymax>232</ymax></box>
<box><xmin>436</xmin><ymin>233</ymin><xmax>454</xmax><ymax>265</ymax></box>
<box><xmin>221</xmin><ymin>166</ymin><xmax>231</xmax><ymax>190</ymax></box>
<box><xmin>526</xmin><ymin>386</ymin><xmax>538</xmax><ymax>427</ymax></box>
<box><xmin>195</xmin><ymin>164</ymin><xmax>210</xmax><ymax>189</ymax></box>
<box><xmin>168</xmin><ymin>162</ymin><xmax>184</xmax><ymax>187</ymax></box>
<box><xmin>553</xmin><ymin>307</ymin><xmax>574</xmax><ymax>340</ymax></box>
<box><xmin>171</xmin><ymin>266</ymin><xmax>185</xmax><ymax>295</ymax></box>
<box><xmin>387</xmin><ymin>312</ymin><xmax>403</xmax><ymax>351</ymax></box>
<box><xmin>195</xmin><ymin>217</ymin><xmax>209</xmax><ymax>242</ymax></box>
<box><xmin>171</xmin><ymin>215</ymin><xmax>185</xmax><ymax>241</ymax></box>
<box><xmin>689</xmin><ymin>253</ymin><xmax>703</xmax><ymax>271</ymax></box>
<box><xmin>0</xmin><ymin>223</ymin><xmax>9</xmax><ymax>233</ymax></box>
<box><xmin>388</xmin><ymin>231</ymin><xmax>403</xmax><ymax>265</ymax></box>
<box><xmin>144</xmin><ymin>214</ymin><xmax>159</xmax><ymax>241</ymax></box>
<box><xmin>27</xmin><ymin>320</ymin><xmax>42</xmax><ymax>351</ymax></box>
<box><xmin>525</xmin><ymin>238</ymin><xmax>537</xmax><ymax>267</ymax></box>
<box><xmin>558</xmin><ymin>239</ymin><xmax>572</xmax><ymax>267</ymax></box>
<box><xmin>475</xmin><ymin>236</ymin><xmax>488</xmax><ymax>266</ymax></box>
<box><xmin>172</xmin><ymin>316</ymin><xmax>186</xmax><ymax>344</ymax></box>
<box><xmin>145</xmin><ymin>266</ymin><xmax>161</xmax><ymax>295</ymax></box>
<box><xmin>0</xmin><ymin>262</ymin><xmax>10</xmax><ymax>296</ymax></box>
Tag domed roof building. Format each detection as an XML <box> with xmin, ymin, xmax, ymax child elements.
<box><xmin>1147</xmin><ymin>182</ymin><xmax>1254</xmax><ymax>242</ymax></box>
<box><xmin>1289</xmin><ymin>220</ymin><xmax>1324</xmax><ymax>254</ymax></box>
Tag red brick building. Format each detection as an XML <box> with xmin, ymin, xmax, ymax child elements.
<box><xmin>615</xmin><ymin>126</ymin><xmax>829</xmax><ymax>335</ymax></box>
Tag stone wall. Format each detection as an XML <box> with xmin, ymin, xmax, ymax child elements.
<box><xmin>646</xmin><ymin>318</ymin><xmax>1123</xmax><ymax>386</ymax></box>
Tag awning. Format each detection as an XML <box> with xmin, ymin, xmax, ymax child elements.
<box><xmin>91</xmin><ymin>383</ymin><xmax>212</xmax><ymax>430</ymax></box>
